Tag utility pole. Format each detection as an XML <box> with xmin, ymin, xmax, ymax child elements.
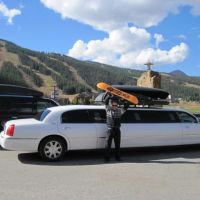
<box><xmin>53</xmin><ymin>85</ymin><xmax>56</xmax><ymax>99</ymax></box>
<box><xmin>51</xmin><ymin>85</ymin><xmax>58</xmax><ymax>99</ymax></box>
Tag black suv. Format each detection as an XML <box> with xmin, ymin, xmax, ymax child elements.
<box><xmin>0</xmin><ymin>84</ymin><xmax>59</xmax><ymax>130</ymax></box>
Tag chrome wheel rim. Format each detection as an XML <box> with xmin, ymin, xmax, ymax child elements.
<box><xmin>44</xmin><ymin>141</ymin><xmax>63</xmax><ymax>159</ymax></box>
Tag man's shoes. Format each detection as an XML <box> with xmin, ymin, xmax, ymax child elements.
<box><xmin>104</xmin><ymin>157</ymin><xmax>110</xmax><ymax>163</ymax></box>
<box><xmin>115</xmin><ymin>156</ymin><xmax>121</xmax><ymax>161</ymax></box>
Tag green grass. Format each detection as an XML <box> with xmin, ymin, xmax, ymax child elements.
<box><xmin>185</xmin><ymin>107</ymin><xmax>200</xmax><ymax>113</ymax></box>
<box><xmin>169</xmin><ymin>103</ymin><xmax>200</xmax><ymax>113</ymax></box>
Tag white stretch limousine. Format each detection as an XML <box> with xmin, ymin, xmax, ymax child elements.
<box><xmin>1</xmin><ymin>105</ymin><xmax>200</xmax><ymax>161</ymax></box>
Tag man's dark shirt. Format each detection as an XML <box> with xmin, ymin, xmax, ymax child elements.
<box><xmin>103</xmin><ymin>94</ymin><xmax>128</xmax><ymax>129</ymax></box>
<box><xmin>105</xmin><ymin>103</ymin><xmax>126</xmax><ymax>129</ymax></box>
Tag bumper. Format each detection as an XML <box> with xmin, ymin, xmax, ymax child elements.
<box><xmin>0</xmin><ymin>133</ymin><xmax>39</xmax><ymax>152</ymax></box>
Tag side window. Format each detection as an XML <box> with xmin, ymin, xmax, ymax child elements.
<box><xmin>7</xmin><ymin>99</ymin><xmax>34</xmax><ymax>114</ymax></box>
<box><xmin>122</xmin><ymin>110</ymin><xmax>141</xmax><ymax>123</ymax></box>
<box><xmin>176</xmin><ymin>112</ymin><xmax>198</xmax><ymax>123</ymax></box>
<box><xmin>37</xmin><ymin>100</ymin><xmax>56</xmax><ymax>113</ymax></box>
<box><xmin>0</xmin><ymin>99</ymin><xmax>8</xmax><ymax>113</ymax></box>
<box><xmin>89</xmin><ymin>109</ymin><xmax>106</xmax><ymax>123</ymax></box>
<box><xmin>194</xmin><ymin>114</ymin><xmax>200</xmax><ymax>121</ymax></box>
<box><xmin>137</xmin><ymin>111</ymin><xmax>178</xmax><ymax>123</ymax></box>
<box><xmin>61</xmin><ymin>110</ymin><xmax>92</xmax><ymax>123</ymax></box>
<box><xmin>168</xmin><ymin>112</ymin><xmax>179</xmax><ymax>122</ymax></box>
<box><xmin>35</xmin><ymin>109</ymin><xmax>51</xmax><ymax>121</ymax></box>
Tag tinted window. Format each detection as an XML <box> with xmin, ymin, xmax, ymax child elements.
<box><xmin>0</xmin><ymin>99</ymin><xmax>8</xmax><ymax>113</ymax></box>
<box><xmin>37</xmin><ymin>100</ymin><xmax>57</xmax><ymax>113</ymax></box>
<box><xmin>122</xmin><ymin>110</ymin><xmax>178</xmax><ymax>123</ymax></box>
<box><xmin>122</xmin><ymin>110</ymin><xmax>141</xmax><ymax>123</ymax></box>
<box><xmin>62</xmin><ymin>110</ymin><xmax>92</xmax><ymax>123</ymax></box>
<box><xmin>194</xmin><ymin>114</ymin><xmax>200</xmax><ymax>121</ymax></box>
<box><xmin>35</xmin><ymin>109</ymin><xmax>51</xmax><ymax>121</ymax></box>
<box><xmin>89</xmin><ymin>109</ymin><xmax>106</xmax><ymax>123</ymax></box>
<box><xmin>176</xmin><ymin>111</ymin><xmax>197</xmax><ymax>123</ymax></box>
<box><xmin>7</xmin><ymin>99</ymin><xmax>34</xmax><ymax>114</ymax></box>
<box><xmin>138</xmin><ymin>111</ymin><xmax>178</xmax><ymax>123</ymax></box>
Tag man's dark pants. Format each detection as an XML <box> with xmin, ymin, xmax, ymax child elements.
<box><xmin>105</xmin><ymin>127</ymin><xmax>121</xmax><ymax>160</ymax></box>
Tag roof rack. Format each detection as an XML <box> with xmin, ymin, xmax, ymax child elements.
<box><xmin>94</xmin><ymin>99</ymin><xmax>169</xmax><ymax>107</ymax></box>
<box><xmin>94</xmin><ymin>86</ymin><xmax>170</xmax><ymax>107</ymax></box>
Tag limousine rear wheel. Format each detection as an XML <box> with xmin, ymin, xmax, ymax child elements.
<box><xmin>39</xmin><ymin>136</ymin><xmax>67</xmax><ymax>161</ymax></box>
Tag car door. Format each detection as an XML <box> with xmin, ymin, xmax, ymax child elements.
<box><xmin>176</xmin><ymin>111</ymin><xmax>200</xmax><ymax>144</ymax></box>
<box><xmin>121</xmin><ymin>110</ymin><xmax>182</xmax><ymax>147</ymax></box>
<box><xmin>0</xmin><ymin>97</ymin><xmax>8</xmax><ymax>131</ymax></box>
<box><xmin>88</xmin><ymin>109</ymin><xmax>107</xmax><ymax>149</ymax></box>
<box><xmin>58</xmin><ymin>109</ymin><xmax>97</xmax><ymax>150</ymax></box>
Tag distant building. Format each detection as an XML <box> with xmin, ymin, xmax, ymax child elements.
<box><xmin>137</xmin><ymin>70</ymin><xmax>161</xmax><ymax>89</ymax></box>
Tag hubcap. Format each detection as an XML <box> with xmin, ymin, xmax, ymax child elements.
<box><xmin>44</xmin><ymin>141</ymin><xmax>62</xmax><ymax>159</ymax></box>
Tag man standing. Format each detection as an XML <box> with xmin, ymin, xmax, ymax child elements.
<box><xmin>103</xmin><ymin>93</ymin><xmax>129</xmax><ymax>162</ymax></box>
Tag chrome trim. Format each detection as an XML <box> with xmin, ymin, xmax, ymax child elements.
<box><xmin>2</xmin><ymin>137</ymin><xmax>39</xmax><ymax>140</ymax></box>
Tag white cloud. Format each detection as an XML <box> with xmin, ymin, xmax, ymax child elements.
<box><xmin>69</xmin><ymin>27</ymin><xmax>151</xmax><ymax>57</ymax></box>
<box><xmin>40</xmin><ymin>0</ymin><xmax>200</xmax><ymax>31</ymax></box>
<box><xmin>134</xmin><ymin>43</ymin><xmax>188</xmax><ymax>65</ymax></box>
<box><xmin>0</xmin><ymin>1</ymin><xmax>21</xmax><ymax>24</ymax></box>
<box><xmin>40</xmin><ymin>0</ymin><xmax>195</xmax><ymax>69</ymax></box>
<box><xmin>68</xmin><ymin>27</ymin><xmax>188</xmax><ymax>68</ymax></box>
<box><xmin>154</xmin><ymin>34</ymin><xmax>165</xmax><ymax>48</ymax></box>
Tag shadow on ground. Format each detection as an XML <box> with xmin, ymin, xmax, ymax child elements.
<box><xmin>18</xmin><ymin>145</ymin><xmax>200</xmax><ymax>166</ymax></box>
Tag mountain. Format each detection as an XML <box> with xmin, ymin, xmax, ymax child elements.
<box><xmin>170</xmin><ymin>70</ymin><xmax>188</xmax><ymax>77</ymax></box>
<box><xmin>0</xmin><ymin>39</ymin><xmax>200</xmax><ymax>101</ymax></box>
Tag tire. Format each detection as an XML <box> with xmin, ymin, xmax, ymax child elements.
<box><xmin>39</xmin><ymin>136</ymin><xmax>67</xmax><ymax>161</ymax></box>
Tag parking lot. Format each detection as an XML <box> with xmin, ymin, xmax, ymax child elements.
<box><xmin>1</xmin><ymin>146</ymin><xmax>200</xmax><ymax>200</ymax></box>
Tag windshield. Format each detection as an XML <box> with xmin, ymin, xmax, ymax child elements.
<box><xmin>35</xmin><ymin>109</ymin><xmax>51</xmax><ymax>121</ymax></box>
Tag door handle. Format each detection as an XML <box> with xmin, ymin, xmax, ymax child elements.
<box><xmin>64</xmin><ymin>126</ymin><xmax>71</xmax><ymax>130</ymax></box>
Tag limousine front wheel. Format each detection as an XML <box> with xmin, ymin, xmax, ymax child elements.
<box><xmin>39</xmin><ymin>136</ymin><xmax>67</xmax><ymax>161</ymax></box>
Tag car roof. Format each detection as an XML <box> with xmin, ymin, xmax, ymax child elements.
<box><xmin>47</xmin><ymin>105</ymin><xmax>187</xmax><ymax>113</ymax></box>
<box><xmin>0</xmin><ymin>84</ymin><xmax>43</xmax><ymax>97</ymax></box>
<box><xmin>48</xmin><ymin>105</ymin><xmax>105</xmax><ymax>112</ymax></box>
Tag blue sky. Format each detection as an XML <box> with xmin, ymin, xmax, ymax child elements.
<box><xmin>1</xmin><ymin>0</ymin><xmax>200</xmax><ymax>76</ymax></box>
